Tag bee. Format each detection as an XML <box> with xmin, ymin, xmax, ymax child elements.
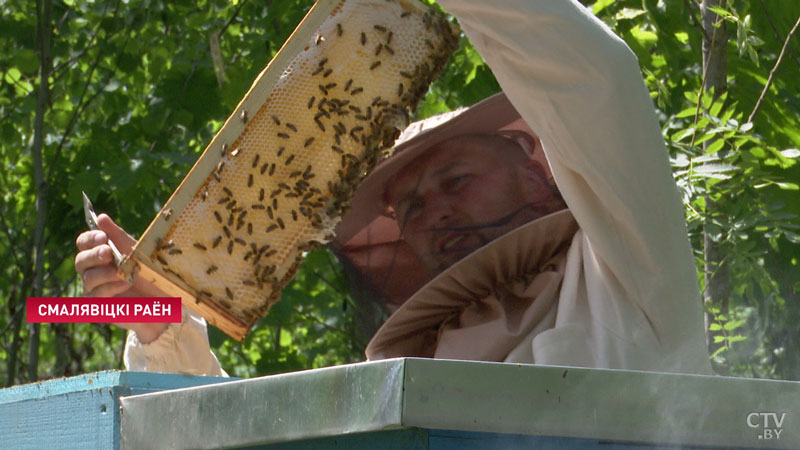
<box><xmin>344</xmin><ymin>79</ymin><xmax>353</xmax><ymax>92</ymax></box>
<box><xmin>247</xmin><ymin>174</ymin><xmax>253</xmax><ymax>187</ymax></box>
<box><xmin>225</xmin><ymin>287</ymin><xmax>234</xmax><ymax>300</ymax></box>
<box><xmin>271</xmin><ymin>115</ymin><xmax>280</xmax><ymax>126</ymax></box>
<box><xmin>360</xmin><ymin>32</ymin><xmax>366</xmax><ymax>45</ymax></box>
<box><xmin>277</xmin><ymin>146</ymin><xmax>285</xmax><ymax>157</ymax></box>
<box><xmin>214</xmin><ymin>211</ymin><xmax>222</xmax><ymax>223</ymax></box>
<box><xmin>307</xmin><ymin>96</ymin><xmax>315</xmax><ymax>109</ymax></box>
<box><xmin>158</xmin><ymin>239</ymin><xmax>174</xmax><ymax>250</ymax></box>
<box><xmin>168</xmin><ymin>248</ymin><xmax>182</xmax><ymax>255</ymax></box>
<box><xmin>269</xmin><ymin>163</ymin><xmax>276</xmax><ymax>176</ymax></box>
<box><xmin>239</xmin><ymin>109</ymin><xmax>248</xmax><ymax>122</ymax></box>
<box><xmin>374</xmin><ymin>24</ymin><xmax>387</xmax><ymax>32</ymax></box>
<box><xmin>251</xmin><ymin>153</ymin><xmax>260</xmax><ymax>168</ymax></box>
<box><xmin>285</xmin><ymin>154</ymin><xmax>296</xmax><ymax>165</ymax></box>
<box><xmin>304</xmin><ymin>137</ymin><xmax>315</xmax><ymax>148</ymax></box>
<box><xmin>277</xmin><ymin>132</ymin><xmax>290</xmax><ymax>139</ymax></box>
<box><xmin>212</xmin><ymin>235</ymin><xmax>222</xmax><ymax>248</ymax></box>
<box><xmin>336</xmin><ymin>23</ymin><xmax>343</xmax><ymax>37</ymax></box>
<box><xmin>259</xmin><ymin>188</ymin><xmax>265</xmax><ymax>201</ymax></box>
<box><xmin>162</xmin><ymin>208</ymin><xmax>173</xmax><ymax>220</ymax></box>
<box><xmin>193</xmin><ymin>243</ymin><xmax>207</xmax><ymax>251</ymax></box>
<box><xmin>227</xmin><ymin>241</ymin><xmax>234</xmax><ymax>255</ymax></box>
<box><xmin>323</xmin><ymin>68</ymin><xmax>333</xmax><ymax>78</ymax></box>
<box><xmin>285</xmin><ymin>123</ymin><xmax>297</xmax><ymax>132</ymax></box>
<box><xmin>369</xmin><ymin>61</ymin><xmax>381</xmax><ymax>70</ymax></box>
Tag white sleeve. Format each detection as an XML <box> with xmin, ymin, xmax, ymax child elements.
<box><xmin>437</xmin><ymin>0</ymin><xmax>707</xmax><ymax>354</ymax></box>
<box><xmin>124</xmin><ymin>307</ymin><xmax>228</xmax><ymax>377</ymax></box>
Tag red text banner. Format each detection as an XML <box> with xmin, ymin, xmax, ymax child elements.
<box><xmin>26</xmin><ymin>297</ymin><xmax>182</xmax><ymax>323</ymax></box>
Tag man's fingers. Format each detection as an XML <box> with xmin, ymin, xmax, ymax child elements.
<box><xmin>81</xmin><ymin>265</ymin><xmax>125</xmax><ymax>295</ymax></box>
<box><xmin>75</xmin><ymin>230</ymin><xmax>107</xmax><ymax>251</ymax></box>
<box><xmin>96</xmin><ymin>214</ymin><xmax>137</xmax><ymax>254</ymax></box>
<box><xmin>75</xmin><ymin>244</ymin><xmax>112</xmax><ymax>275</ymax></box>
<box><xmin>88</xmin><ymin>280</ymin><xmax>130</xmax><ymax>298</ymax></box>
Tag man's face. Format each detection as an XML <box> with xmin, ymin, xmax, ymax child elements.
<box><xmin>386</xmin><ymin>134</ymin><xmax>566</xmax><ymax>276</ymax></box>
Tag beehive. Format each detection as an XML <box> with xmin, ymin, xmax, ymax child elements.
<box><xmin>119</xmin><ymin>0</ymin><xmax>460</xmax><ymax>340</ymax></box>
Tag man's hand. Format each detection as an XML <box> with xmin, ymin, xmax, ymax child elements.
<box><xmin>75</xmin><ymin>213</ymin><xmax>169</xmax><ymax>343</ymax></box>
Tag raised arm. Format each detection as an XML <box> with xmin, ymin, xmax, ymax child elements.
<box><xmin>437</xmin><ymin>0</ymin><xmax>708</xmax><ymax>367</ymax></box>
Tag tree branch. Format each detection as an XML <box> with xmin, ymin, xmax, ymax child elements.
<box><xmin>219</xmin><ymin>0</ymin><xmax>250</xmax><ymax>39</ymax></box>
<box><xmin>684</xmin><ymin>0</ymin><xmax>711</xmax><ymax>44</ymax></box>
<box><xmin>757</xmin><ymin>0</ymin><xmax>800</xmax><ymax>71</ymax></box>
<box><xmin>747</xmin><ymin>14</ymin><xmax>800</xmax><ymax>124</ymax></box>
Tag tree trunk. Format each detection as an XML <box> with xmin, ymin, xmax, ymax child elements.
<box><xmin>700</xmin><ymin>0</ymin><xmax>730</xmax><ymax>358</ymax></box>
<box><xmin>5</xmin><ymin>287</ymin><xmax>22</xmax><ymax>387</ymax></box>
<box><xmin>29</xmin><ymin>0</ymin><xmax>53</xmax><ymax>381</ymax></box>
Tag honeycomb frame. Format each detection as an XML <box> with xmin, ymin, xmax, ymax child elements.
<box><xmin>119</xmin><ymin>0</ymin><xmax>459</xmax><ymax>340</ymax></box>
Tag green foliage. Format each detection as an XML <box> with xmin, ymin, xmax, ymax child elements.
<box><xmin>1</xmin><ymin>0</ymin><xmax>798</xmax><ymax>384</ymax></box>
<box><xmin>591</xmin><ymin>0</ymin><xmax>800</xmax><ymax>378</ymax></box>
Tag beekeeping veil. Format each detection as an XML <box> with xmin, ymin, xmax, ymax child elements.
<box><xmin>333</xmin><ymin>92</ymin><xmax>556</xmax><ymax>312</ymax></box>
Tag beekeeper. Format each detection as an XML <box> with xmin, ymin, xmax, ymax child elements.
<box><xmin>75</xmin><ymin>0</ymin><xmax>712</xmax><ymax>375</ymax></box>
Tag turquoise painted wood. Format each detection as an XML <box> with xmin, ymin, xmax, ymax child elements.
<box><xmin>0</xmin><ymin>371</ymin><xmax>231</xmax><ymax>450</ymax></box>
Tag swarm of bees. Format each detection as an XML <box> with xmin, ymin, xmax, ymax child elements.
<box><xmin>127</xmin><ymin>0</ymin><xmax>460</xmax><ymax>339</ymax></box>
